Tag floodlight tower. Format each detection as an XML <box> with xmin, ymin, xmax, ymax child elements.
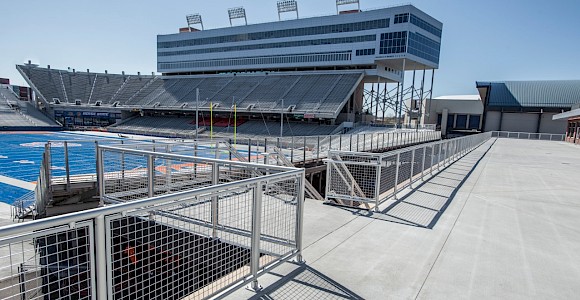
<box><xmin>335</xmin><ymin>0</ymin><xmax>360</xmax><ymax>14</ymax></box>
<box><xmin>277</xmin><ymin>0</ymin><xmax>299</xmax><ymax>21</ymax></box>
<box><xmin>186</xmin><ymin>13</ymin><xmax>204</xmax><ymax>31</ymax></box>
<box><xmin>228</xmin><ymin>7</ymin><xmax>248</xmax><ymax>26</ymax></box>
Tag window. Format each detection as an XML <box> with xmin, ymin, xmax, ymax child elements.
<box><xmin>159</xmin><ymin>35</ymin><xmax>376</xmax><ymax>57</ymax></box>
<box><xmin>469</xmin><ymin>115</ymin><xmax>481</xmax><ymax>129</ymax></box>
<box><xmin>410</xmin><ymin>14</ymin><xmax>442</xmax><ymax>37</ymax></box>
<box><xmin>159</xmin><ymin>51</ymin><xmax>352</xmax><ymax>70</ymax></box>
<box><xmin>437</xmin><ymin>114</ymin><xmax>442</xmax><ymax>126</ymax></box>
<box><xmin>447</xmin><ymin>114</ymin><xmax>454</xmax><ymax>129</ymax></box>
<box><xmin>407</xmin><ymin>32</ymin><xmax>440</xmax><ymax>64</ymax></box>
<box><xmin>394</xmin><ymin>13</ymin><xmax>409</xmax><ymax>24</ymax></box>
<box><xmin>355</xmin><ymin>48</ymin><xmax>375</xmax><ymax>56</ymax></box>
<box><xmin>456</xmin><ymin>114</ymin><xmax>468</xmax><ymax>129</ymax></box>
<box><xmin>158</xmin><ymin>18</ymin><xmax>390</xmax><ymax>49</ymax></box>
<box><xmin>379</xmin><ymin>31</ymin><xmax>407</xmax><ymax>55</ymax></box>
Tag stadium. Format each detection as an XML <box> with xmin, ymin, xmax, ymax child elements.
<box><xmin>0</xmin><ymin>1</ymin><xmax>579</xmax><ymax>299</ymax></box>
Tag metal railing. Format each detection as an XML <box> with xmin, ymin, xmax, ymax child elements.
<box><xmin>325</xmin><ymin>132</ymin><xmax>492</xmax><ymax>211</ymax></box>
<box><xmin>0</xmin><ymin>146</ymin><xmax>304</xmax><ymax>300</ymax></box>
<box><xmin>491</xmin><ymin>131</ymin><xmax>565</xmax><ymax>141</ymax></box>
<box><xmin>227</xmin><ymin>129</ymin><xmax>441</xmax><ymax>166</ymax></box>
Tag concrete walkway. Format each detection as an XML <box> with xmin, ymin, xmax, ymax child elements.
<box><xmin>224</xmin><ymin>138</ymin><xmax>580</xmax><ymax>300</ymax></box>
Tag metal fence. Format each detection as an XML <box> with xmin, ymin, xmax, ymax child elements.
<box><xmin>0</xmin><ymin>147</ymin><xmax>304</xmax><ymax>300</ymax></box>
<box><xmin>227</xmin><ymin>129</ymin><xmax>441</xmax><ymax>166</ymax></box>
<box><xmin>491</xmin><ymin>131</ymin><xmax>565</xmax><ymax>141</ymax></box>
<box><xmin>325</xmin><ymin>132</ymin><xmax>493</xmax><ymax>211</ymax></box>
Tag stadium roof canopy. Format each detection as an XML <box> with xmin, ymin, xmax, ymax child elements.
<box><xmin>476</xmin><ymin>80</ymin><xmax>580</xmax><ymax>108</ymax></box>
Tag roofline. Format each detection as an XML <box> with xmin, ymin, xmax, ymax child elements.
<box><xmin>553</xmin><ymin>108</ymin><xmax>580</xmax><ymax>120</ymax></box>
<box><xmin>158</xmin><ymin>4</ymin><xmax>441</xmax><ymax>39</ymax></box>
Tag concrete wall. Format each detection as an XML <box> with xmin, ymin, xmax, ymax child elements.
<box><xmin>484</xmin><ymin>111</ymin><xmax>567</xmax><ymax>134</ymax></box>
<box><xmin>484</xmin><ymin>111</ymin><xmax>501</xmax><ymax>131</ymax></box>
<box><xmin>539</xmin><ymin>113</ymin><xmax>567</xmax><ymax>134</ymax></box>
<box><xmin>501</xmin><ymin>113</ymin><xmax>538</xmax><ymax>133</ymax></box>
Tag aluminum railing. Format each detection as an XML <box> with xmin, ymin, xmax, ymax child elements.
<box><xmin>325</xmin><ymin>132</ymin><xmax>493</xmax><ymax>211</ymax></box>
<box><xmin>491</xmin><ymin>131</ymin><xmax>565</xmax><ymax>141</ymax></box>
<box><xmin>227</xmin><ymin>129</ymin><xmax>441</xmax><ymax>166</ymax></box>
<box><xmin>0</xmin><ymin>147</ymin><xmax>304</xmax><ymax>300</ymax></box>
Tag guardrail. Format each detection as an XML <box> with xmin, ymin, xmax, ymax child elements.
<box><xmin>227</xmin><ymin>129</ymin><xmax>441</xmax><ymax>166</ymax></box>
<box><xmin>325</xmin><ymin>132</ymin><xmax>492</xmax><ymax>211</ymax></box>
<box><xmin>491</xmin><ymin>131</ymin><xmax>565</xmax><ymax>141</ymax></box>
<box><xmin>0</xmin><ymin>146</ymin><xmax>305</xmax><ymax>300</ymax></box>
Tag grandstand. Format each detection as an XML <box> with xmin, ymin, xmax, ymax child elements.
<box><xmin>0</xmin><ymin>85</ymin><xmax>60</xmax><ymax>128</ymax></box>
<box><xmin>18</xmin><ymin>64</ymin><xmax>365</xmax><ymax>135</ymax></box>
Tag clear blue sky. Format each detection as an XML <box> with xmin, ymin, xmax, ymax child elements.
<box><xmin>1</xmin><ymin>0</ymin><xmax>579</xmax><ymax>96</ymax></box>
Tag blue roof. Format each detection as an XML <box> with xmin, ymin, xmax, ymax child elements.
<box><xmin>476</xmin><ymin>80</ymin><xmax>580</xmax><ymax>108</ymax></box>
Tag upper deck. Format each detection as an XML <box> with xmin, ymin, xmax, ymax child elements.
<box><xmin>157</xmin><ymin>5</ymin><xmax>442</xmax><ymax>78</ymax></box>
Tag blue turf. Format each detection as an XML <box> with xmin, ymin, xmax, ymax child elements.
<box><xmin>0</xmin><ymin>132</ymin><xmax>118</xmax><ymax>204</ymax></box>
<box><xmin>0</xmin><ymin>182</ymin><xmax>30</xmax><ymax>204</ymax></box>
<box><xmin>0</xmin><ymin>132</ymin><xmax>259</xmax><ymax>205</ymax></box>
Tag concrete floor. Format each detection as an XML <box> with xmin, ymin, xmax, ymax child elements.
<box><xmin>224</xmin><ymin>138</ymin><xmax>580</xmax><ymax>300</ymax></box>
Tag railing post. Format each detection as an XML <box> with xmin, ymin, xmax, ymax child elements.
<box><xmin>212</xmin><ymin>163</ymin><xmax>219</xmax><ymax>238</ymax></box>
<box><xmin>430</xmin><ymin>145</ymin><xmax>435</xmax><ymax>175</ymax></box>
<box><xmin>350</xmin><ymin>134</ymin><xmax>353</xmax><ymax>151</ymax></box>
<box><xmin>121</xmin><ymin>140</ymin><xmax>125</xmax><ymax>179</ymax></box>
<box><xmin>438</xmin><ymin>142</ymin><xmax>443</xmax><ymax>170</ymax></box>
<box><xmin>248</xmin><ymin>138</ymin><xmax>252</xmax><ymax>162</ymax></box>
<box><xmin>248</xmin><ymin>181</ymin><xmax>264</xmax><ymax>292</ymax></box>
<box><xmin>374</xmin><ymin>157</ymin><xmax>382</xmax><ymax>212</ymax></box>
<box><xmin>393</xmin><ymin>153</ymin><xmax>400</xmax><ymax>200</ymax></box>
<box><xmin>339</xmin><ymin>134</ymin><xmax>342</xmax><ymax>150</ymax></box>
<box><xmin>64</xmin><ymin>141</ymin><xmax>71</xmax><ymax>191</ymax></box>
<box><xmin>317</xmin><ymin>136</ymin><xmax>320</xmax><ymax>162</ymax></box>
<box><xmin>303</xmin><ymin>137</ymin><xmax>307</xmax><ymax>166</ymax></box>
<box><xmin>291</xmin><ymin>136</ymin><xmax>294</xmax><ymax>163</ymax></box>
<box><xmin>97</xmin><ymin>146</ymin><xmax>105</xmax><ymax>206</ymax></box>
<box><xmin>421</xmin><ymin>145</ymin><xmax>427</xmax><ymax>180</ymax></box>
<box><xmin>94</xmin><ymin>214</ymin><xmax>108</xmax><ymax>299</ymax></box>
<box><xmin>409</xmin><ymin>149</ymin><xmax>415</xmax><ymax>188</ymax></box>
<box><xmin>295</xmin><ymin>173</ymin><xmax>305</xmax><ymax>262</ymax></box>
<box><xmin>147</xmin><ymin>154</ymin><xmax>154</xmax><ymax>197</ymax></box>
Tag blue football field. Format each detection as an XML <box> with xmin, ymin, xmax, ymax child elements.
<box><xmin>0</xmin><ymin>132</ymin><xmax>122</xmax><ymax>205</ymax></box>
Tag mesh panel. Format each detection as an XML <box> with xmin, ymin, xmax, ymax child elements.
<box><xmin>0</xmin><ymin>223</ymin><xmax>94</xmax><ymax>300</ymax></box>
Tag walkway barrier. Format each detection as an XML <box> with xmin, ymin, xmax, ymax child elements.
<box><xmin>325</xmin><ymin>132</ymin><xmax>492</xmax><ymax>211</ymax></box>
<box><xmin>0</xmin><ymin>146</ymin><xmax>305</xmax><ymax>300</ymax></box>
<box><xmin>229</xmin><ymin>129</ymin><xmax>441</xmax><ymax>166</ymax></box>
<box><xmin>491</xmin><ymin>131</ymin><xmax>565</xmax><ymax>141</ymax></box>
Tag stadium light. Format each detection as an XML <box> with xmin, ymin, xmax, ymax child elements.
<box><xmin>336</xmin><ymin>0</ymin><xmax>360</xmax><ymax>14</ymax></box>
<box><xmin>277</xmin><ymin>0</ymin><xmax>299</xmax><ymax>20</ymax></box>
<box><xmin>228</xmin><ymin>7</ymin><xmax>247</xmax><ymax>26</ymax></box>
<box><xmin>186</xmin><ymin>13</ymin><xmax>204</xmax><ymax>30</ymax></box>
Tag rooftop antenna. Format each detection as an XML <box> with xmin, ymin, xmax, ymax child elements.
<box><xmin>228</xmin><ymin>7</ymin><xmax>247</xmax><ymax>26</ymax></box>
<box><xmin>277</xmin><ymin>0</ymin><xmax>299</xmax><ymax>20</ymax></box>
<box><xmin>336</xmin><ymin>0</ymin><xmax>360</xmax><ymax>14</ymax></box>
<box><xmin>186</xmin><ymin>13</ymin><xmax>204</xmax><ymax>31</ymax></box>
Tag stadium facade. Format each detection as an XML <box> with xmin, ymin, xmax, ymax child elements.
<box><xmin>157</xmin><ymin>5</ymin><xmax>442</xmax><ymax>80</ymax></box>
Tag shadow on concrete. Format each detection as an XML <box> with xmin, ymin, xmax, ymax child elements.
<box><xmin>338</xmin><ymin>139</ymin><xmax>496</xmax><ymax>229</ymax></box>
<box><xmin>248</xmin><ymin>263</ymin><xmax>363</xmax><ymax>300</ymax></box>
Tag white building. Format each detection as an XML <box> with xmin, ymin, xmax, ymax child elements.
<box><xmin>157</xmin><ymin>5</ymin><xmax>442</xmax><ymax>83</ymax></box>
<box><xmin>405</xmin><ymin>95</ymin><xmax>483</xmax><ymax>136</ymax></box>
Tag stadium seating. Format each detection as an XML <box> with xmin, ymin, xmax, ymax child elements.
<box><xmin>0</xmin><ymin>86</ymin><xmax>60</xmax><ymax>127</ymax></box>
<box><xmin>18</xmin><ymin>65</ymin><xmax>364</xmax><ymax>117</ymax></box>
<box><xmin>108</xmin><ymin>116</ymin><xmax>199</xmax><ymax>137</ymax></box>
